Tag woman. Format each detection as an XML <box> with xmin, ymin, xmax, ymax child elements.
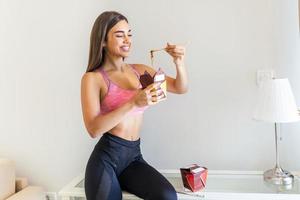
<box><xmin>81</xmin><ymin>11</ymin><xmax>188</xmax><ymax>200</ymax></box>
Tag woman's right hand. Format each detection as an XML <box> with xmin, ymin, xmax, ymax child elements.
<box><xmin>132</xmin><ymin>82</ymin><xmax>166</xmax><ymax>107</ymax></box>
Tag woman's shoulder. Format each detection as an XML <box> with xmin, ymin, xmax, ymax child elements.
<box><xmin>81</xmin><ymin>70</ymin><xmax>105</xmax><ymax>88</ymax></box>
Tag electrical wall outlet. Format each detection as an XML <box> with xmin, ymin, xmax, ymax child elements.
<box><xmin>45</xmin><ymin>192</ymin><xmax>57</xmax><ymax>200</ymax></box>
<box><xmin>256</xmin><ymin>69</ymin><xmax>275</xmax><ymax>86</ymax></box>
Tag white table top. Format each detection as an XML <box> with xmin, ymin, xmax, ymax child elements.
<box><xmin>59</xmin><ymin>170</ymin><xmax>300</xmax><ymax>200</ymax></box>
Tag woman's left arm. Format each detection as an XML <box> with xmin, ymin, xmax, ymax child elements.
<box><xmin>137</xmin><ymin>43</ymin><xmax>188</xmax><ymax>94</ymax></box>
<box><xmin>164</xmin><ymin>42</ymin><xmax>188</xmax><ymax>94</ymax></box>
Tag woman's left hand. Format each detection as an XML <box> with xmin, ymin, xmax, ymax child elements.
<box><xmin>165</xmin><ymin>42</ymin><xmax>185</xmax><ymax>66</ymax></box>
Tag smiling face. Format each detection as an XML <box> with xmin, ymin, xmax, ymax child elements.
<box><xmin>105</xmin><ymin>20</ymin><xmax>132</xmax><ymax>59</ymax></box>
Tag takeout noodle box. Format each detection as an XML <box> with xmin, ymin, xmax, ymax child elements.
<box><xmin>139</xmin><ymin>68</ymin><xmax>167</xmax><ymax>99</ymax></box>
<box><xmin>180</xmin><ymin>164</ymin><xmax>208</xmax><ymax>192</ymax></box>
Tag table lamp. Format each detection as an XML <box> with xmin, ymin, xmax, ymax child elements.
<box><xmin>253</xmin><ymin>78</ymin><xmax>300</xmax><ymax>185</ymax></box>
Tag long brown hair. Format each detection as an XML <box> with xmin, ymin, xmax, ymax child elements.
<box><xmin>86</xmin><ymin>11</ymin><xmax>128</xmax><ymax>72</ymax></box>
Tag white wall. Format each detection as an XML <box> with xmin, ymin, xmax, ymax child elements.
<box><xmin>0</xmin><ymin>0</ymin><xmax>110</xmax><ymax>193</ymax></box>
<box><xmin>269</xmin><ymin>0</ymin><xmax>300</xmax><ymax>168</ymax></box>
<box><xmin>1</xmin><ymin>0</ymin><xmax>299</xmax><ymax>194</ymax></box>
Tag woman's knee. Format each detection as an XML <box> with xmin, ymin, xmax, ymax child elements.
<box><xmin>150</xmin><ymin>184</ymin><xmax>177</xmax><ymax>200</ymax></box>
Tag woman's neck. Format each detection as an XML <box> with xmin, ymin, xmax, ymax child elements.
<box><xmin>103</xmin><ymin>54</ymin><xmax>126</xmax><ymax>72</ymax></box>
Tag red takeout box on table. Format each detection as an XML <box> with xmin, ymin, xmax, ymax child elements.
<box><xmin>180</xmin><ymin>164</ymin><xmax>208</xmax><ymax>192</ymax></box>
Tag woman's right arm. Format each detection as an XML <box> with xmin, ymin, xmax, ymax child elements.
<box><xmin>81</xmin><ymin>72</ymin><xmax>164</xmax><ymax>138</ymax></box>
<box><xmin>80</xmin><ymin>72</ymin><xmax>134</xmax><ymax>138</ymax></box>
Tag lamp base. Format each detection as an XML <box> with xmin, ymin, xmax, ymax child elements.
<box><xmin>263</xmin><ymin>167</ymin><xmax>294</xmax><ymax>185</ymax></box>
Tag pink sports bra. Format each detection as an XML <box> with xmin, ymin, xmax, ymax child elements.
<box><xmin>97</xmin><ymin>65</ymin><xmax>149</xmax><ymax>116</ymax></box>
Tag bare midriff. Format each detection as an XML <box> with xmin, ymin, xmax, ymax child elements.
<box><xmin>109</xmin><ymin>114</ymin><xmax>143</xmax><ymax>141</ymax></box>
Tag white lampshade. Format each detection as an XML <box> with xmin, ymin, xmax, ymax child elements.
<box><xmin>253</xmin><ymin>78</ymin><xmax>300</xmax><ymax>123</ymax></box>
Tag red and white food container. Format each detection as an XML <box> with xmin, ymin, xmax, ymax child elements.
<box><xmin>180</xmin><ymin>164</ymin><xmax>208</xmax><ymax>192</ymax></box>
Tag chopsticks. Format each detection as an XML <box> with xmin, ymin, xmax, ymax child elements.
<box><xmin>150</xmin><ymin>42</ymin><xmax>189</xmax><ymax>56</ymax></box>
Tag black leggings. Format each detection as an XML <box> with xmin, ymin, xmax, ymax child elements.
<box><xmin>84</xmin><ymin>132</ymin><xmax>177</xmax><ymax>200</ymax></box>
